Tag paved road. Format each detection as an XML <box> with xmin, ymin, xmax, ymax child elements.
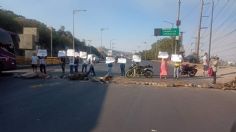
<box><xmin>1</xmin><ymin>61</ymin><xmax>236</xmax><ymax>132</ymax></box>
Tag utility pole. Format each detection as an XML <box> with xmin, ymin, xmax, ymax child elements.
<box><xmin>196</xmin><ymin>0</ymin><xmax>204</xmax><ymax>59</ymax></box>
<box><xmin>176</xmin><ymin>0</ymin><xmax>181</xmax><ymax>54</ymax></box>
<box><xmin>208</xmin><ymin>0</ymin><xmax>214</xmax><ymax>60</ymax></box>
<box><xmin>196</xmin><ymin>0</ymin><xmax>209</xmax><ymax>59</ymax></box>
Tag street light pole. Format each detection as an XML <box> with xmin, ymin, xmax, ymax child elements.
<box><xmin>50</xmin><ymin>27</ymin><xmax>53</xmax><ymax>57</ymax></box>
<box><xmin>73</xmin><ymin>9</ymin><xmax>86</xmax><ymax>51</ymax></box>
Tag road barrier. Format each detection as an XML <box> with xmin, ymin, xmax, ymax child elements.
<box><xmin>16</xmin><ymin>56</ymin><xmax>61</xmax><ymax>65</ymax></box>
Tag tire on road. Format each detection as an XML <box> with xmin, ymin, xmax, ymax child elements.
<box><xmin>144</xmin><ymin>70</ymin><xmax>153</xmax><ymax>78</ymax></box>
<box><xmin>125</xmin><ymin>69</ymin><xmax>134</xmax><ymax>78</ymax></box>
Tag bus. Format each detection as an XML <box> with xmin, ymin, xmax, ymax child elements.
<box><xmin>0</xmin><ymin>28</ymin><xmax>19</xmax><ymax>72</ymax></box>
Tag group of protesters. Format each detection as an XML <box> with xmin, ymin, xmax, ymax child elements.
<box><xmin>158</xmin><ymin>52</ymin><xmax>219</xmax><ymax>84</ymax></box>
<box><xmin>32</xmin><ymin>51</ymin><xmax>219</xmax><ymax>84</ymax></box>
<box><xmin>202</xmin><ymin>52</ymin><xmax>219</xmax><ymax>84</ymax></box>
<box><xmin>59</xmin><ymin>56</ymin><xmax>96</xmax><ymax>76</ymax></box>
<box><xmin>31</xmin><ymin>53</ymin><xmax>47</xmax><ymax>74</ymax></box>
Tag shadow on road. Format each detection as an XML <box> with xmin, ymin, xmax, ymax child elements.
<box><xmin>0</xmin><ymin>72</ymin><xmax>109</xmax><ymax>132</ymax></box>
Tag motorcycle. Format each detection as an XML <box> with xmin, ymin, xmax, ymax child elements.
<box><xmin>126</xmin><ymin>64</ymin><xmax>153</xmax><ymax>78</ymax></box>
<box><xmin>180</xmin><ymin>64</ymin><xmax>198</xmax><ymax>77</ymax></box>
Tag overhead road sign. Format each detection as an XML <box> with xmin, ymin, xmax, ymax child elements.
<box><xmin>154</xmin><ymin>28</ymin><xmax>179</xmax><ymax>36</ymax></box>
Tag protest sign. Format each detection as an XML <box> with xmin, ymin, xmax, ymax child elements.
<box><xmin>171</xmin><ymin>54</ymin><xmax>183</xmax><ymax>62</ymax></box>
<box><xmin>58</xmin><ymin>50</ymin><xmax>66</xmax><ymax>57</ymax></box>
<box><xmin>132</xmin><ymin>55</ymin><xmax>141</xmax><ymax>62</ymax></box>
<box><xmin>118</xmin><ymin>58</ymin><xmax>127</xmax><ymax>64</ymax></box>
<box><xmin>80</xmin><ymin>51</ymin><xmax>87</xmax><ymax>59</ymax></box>
<box><xmin>67</xmin><ymin>49</ymin><xmax>75</xmax><ymax>56</ymax></box>
<box><xmin>158</xmin><ymin>51</ymin><xmax>169</xmax><ymax>59</ymax></box>
<box><xmin>37</xmin><ymin>49</ymin><xmax>47</xmax><ymax>57</ymax></box>
<box><xmin>106</xmin><ymin>57</ymin><xmax>115</xmax><ymax>64</ymax></box>
<box><xmin>74</xmin><ymin>52</ymin><xmax>80</xmax><ymax>57</ymax></box>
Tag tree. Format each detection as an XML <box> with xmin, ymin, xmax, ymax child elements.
<box><xmin>0</xmin><ymin>9</ymin><xmax>102</xmax><ymax>57</ymax></box>
<box><xmin>141</xmin><ymin>37</ymin><xmax>182</xmax><ymax>60</ymax></box>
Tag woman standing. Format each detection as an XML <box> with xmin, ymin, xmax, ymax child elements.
<box><xmin>160</xmin><ymin>58</ymin><xmax>168</xmax><ymax>79</ymax></box>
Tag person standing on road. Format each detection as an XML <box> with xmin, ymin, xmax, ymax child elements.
<box><xmin>160</xmin><ymin>58</ymin><xmax>168</xmax><ymax>79</ymax></box>
<box><xmin>107</xmin><ymin>62</ymin><xmax>113</xmax><ymax>76</ymax></box>
<box><xmin>120</xmin><ymin>63</ymin><xmax>125</xmax><ymax>76</ymax></box>
<box><xmin>74</xmin><ymin>56</ymin><xmax>79</xmax><ymax>73</ymax></box>
<box><xmin>210</xmin><ymin>56</ymin><xmax>219</xmax><ymax>84</ymax></box>
<box><xmin>31</xmin><ymin>53</ymin><xmax>38</xmax><ymax>72</ymax></box>
<box><xmin>82</xmin><ymin>59</ymin><xmax>88</xmax><ymax>73</ymax></box>
<box><xmin>38</xmin><ymin>56</ymin><xmax>47</xmax><ymax>74</ymax></box>
<box><xmin>69</xmin><ymin>56</ymin><xmax>74</xmax><ymax>74</ymax></box>
<box><xmin>174</xmin><ymin>62</ymin><xmax>180</xmax><ymax>79</ymax></box>
<box><xmin>202</xmin><ymin>52</ymin><xmax>209</xmax><ymax>77</ymax></box>
<box><xmin>60</xmin><ymin>56</ymin><xmax>66</xmax><ymax>74</ymax></box>
<box><xmin>86</xmin><ymin>59</ymin><xmax>96</xmax><ymax>76</ymax></box>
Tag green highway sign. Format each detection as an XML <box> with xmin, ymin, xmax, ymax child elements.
<box><xmin>154</xmin><ymin>28</ymin><xmax>179</xmax><ymax>36</ymax></box>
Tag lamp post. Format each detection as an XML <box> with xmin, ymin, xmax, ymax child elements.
<box><xmin>48</xmin><ymin>26</ymin><xmax>53</xmax><ymax>57</ymax></box>
<box><xmin>73</xmin><ymin>9</ymin><xmax>86</xmax><ymax>51</ymax></box>
<box><xmin>100</xmin><ymin>28</ymin><xmax>109</xmax><ymax>48</ymax></box>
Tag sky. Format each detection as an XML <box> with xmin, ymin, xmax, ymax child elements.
<box><xmin>1</xmin><ymin>0</ymin><xmax>236</xmax><ymax>61</ymax></box>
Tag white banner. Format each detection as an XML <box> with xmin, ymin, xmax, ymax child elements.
<box><xmin>58</xmin><ymin>50</ymin><xmax>66</xmax><ymax>57</ymax></box>
<box><xmin>37</xmin><ymin>49</ymin><xmax>47</xmax><ymax>57</ymax></box>
<box><xmin>80</xmin><ymin>51</ymin><xmax>87</xmax><ymax>59</ymax></box>
<box><xmin>132</xmin><ymin>55</ymin><xmax>141</xmax><ymax>62</ymax></box>
<box><xmin>118</xmin><ymin>58</ymin><xmax>127</xmax><ymax>64</ymax></box>
<box><xmin>67</xmin><ymin>49</ymin><xmax>75</xmax><ymax>56</ymax></box>
<box><xmin>171</xmin><ymin>54</ymin><xmax>183</xmax><ymax>62</ymax></box>
<box><xmin>106</xmin><ymin>57</ymin><xmax>115</xmax><ymax>64</ymax></box>
<box><xmin>74</xmin><ymin>52</ymin><xmax>80</xmax><ymax>57</ymax></box>
<box><xmin>158</xmin><ymin>51</ymin><xmax>169</xmax><ymax>59</ymax></box>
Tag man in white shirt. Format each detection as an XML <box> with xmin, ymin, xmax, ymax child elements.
<box><xmin>31</xmin><ymin>53</ymin><xmax>38</xmax><ymax>72</ymax></box>
<box><xmin>202</xmin><ymin>52</ymin><xmax>208</xmax><ymax>76</ymax></box>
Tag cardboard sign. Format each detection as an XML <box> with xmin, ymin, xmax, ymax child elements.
<box><xmin>74</xmin><ymin>52</ymin><xmax>80</xmax><ymax>57</ymax></box>
<box><xmin>132</xmin><ymin>55</ymin><xmax>141</xmax><ymax>62</ymax></box>
<box><xmin>58</xmin><ymin>50</ymin><xmax>66</xmax><ymax>57</ymax></box>
<box><xmin>118</xmin><ymin>58</ymin><xmax>127</xmax><ymax>64</ymax></box>
<box><xmin>158</xmin><ymin>51</ymin><xmax>169</xmax><ymax>59</ymax></box>
<box><xmin>37</xmin><ymin>49</ymin><xmax>47</xmax><ymax>57</ymax></box>
<box><xmin>171</xmin><ymin>54</ymin><xmax>183</xmax><ymax>62</ymax></box>
<box><xmin>67</xmin><ymin>49</ymin><xmax>75</xmax><ymax>56</ymax></box>
<box><xmin>80</xmin><ymin>51</ymin><xmax>87</xmax><ymax>59</ymax></box>
<box><xmin>106</xmin><ymin>57</ymin><xmax>115</xmax><ymax>64</ymax></box>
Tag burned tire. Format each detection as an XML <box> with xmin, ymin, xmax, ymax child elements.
<box><xmin>188</xmin><ymin>69</ymin><xmax>197</xmax><ymax>77</ymax></box>
<box><xmin>144</xmin><ymin>70</ymin><xmax>153</xmax><ymax>78</ymax></box>
<box><xmin>125</xmin><ymin>69</ymin><xmax>134</xmax><ymax>78</ymax></box>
